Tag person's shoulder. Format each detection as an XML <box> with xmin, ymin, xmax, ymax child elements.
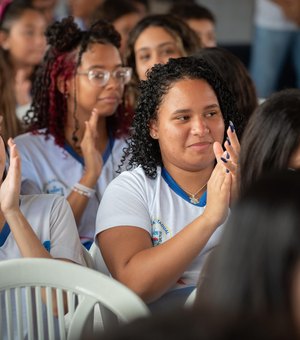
<box><xmin>106</xmin><ymin>166</ymin><xmax>158</xmax><ymax>191</ymax></box>
<box><xmin>15</xmin><ymin>129</ymin><xmax>53</xmax><ymax>145</ymax></box>
<box><xmin>119</xmin><ymin>165</ymin><xmax>157</xmax><ymax>181</ymax></box>
<box><xmin>20</xmin><ymin>194</ymin><xmax>66</xmax><ymax>210</ymax></box>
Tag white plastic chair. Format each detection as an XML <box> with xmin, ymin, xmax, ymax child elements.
<box><xmin>0</xmin><ymin>258</ymin><xmax>150</xmax><ymax>340</ymax></box>
<box><xmin>184</xmin><ymin>288</ymin><xmax>197</xmax><ymax>308</ymax></box>
<box><xmin>81</xmin><ymin>244</ymin><xmax>95</xmax><ymax>269</ymax></box>
<box><xmin>89</xmin><ymin>242</ymin><xmax>110</xmax><ymax>275</ymax></box>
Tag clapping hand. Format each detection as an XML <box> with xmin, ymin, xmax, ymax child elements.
<box><xmin>0</xmin><ymin>139</ymin><xmax>21</xmax><ymax>216</ymax></box>
<box><xmin>80</xmin><ymin>108</ymin><xmax>103</xmax><ymax>184</ymax></box>
<box><xmin>213</xmin><ymin>121</ymin><xmax>240</xmax><ymax>205</ymax></box>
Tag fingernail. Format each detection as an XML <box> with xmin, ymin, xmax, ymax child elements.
<box><xmin>226</xmin><ymin>152</ymin><xmax>230</xmax><ymax>159</ymax></box>
<box><xmin>221</xmin><ymin>157</ymin><xmax>227</xmax><ymax>163</ymax></box>
<box><xmin>229</xmin><ymin>121</ymin><xmax>235</xmax><ymax>133</ymax></box>
<box><xmin>226</xmin><ymin>137</ymin><xmax>231</xmax><ymax>146</ymax></box>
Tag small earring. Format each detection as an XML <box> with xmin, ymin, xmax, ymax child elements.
<box><xmin>151</xmin><ymin>133</ymin><xmax>157</xmax><ymax>139</ymax></box>
<box><xmin>64</xmin><ymin>93</ymin><xmax>69</xmax><ymax>99</ymax></box>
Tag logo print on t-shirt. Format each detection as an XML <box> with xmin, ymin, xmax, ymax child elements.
<box><xmin>43</xmin><ymin>179</ymin><xmax>66</xmax><ymax>195</ymax></box>
<box><xmin>151</xmin><ymin>219</ymin><xmax>171</xmax><ymax>246</ymax></box>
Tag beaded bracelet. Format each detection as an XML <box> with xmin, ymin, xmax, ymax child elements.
<box><xmin>72</xmin><ymin>183</ymin><xmax>96</xmax><ymax>198</ymax></box>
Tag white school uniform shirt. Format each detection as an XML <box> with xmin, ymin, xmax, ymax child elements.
<box><xmin>0</xmin><ymin>194</ymin><xmax>84</xmax><ymax>264</ymax></box>
<box><xmin>15</xmin><ymin>130</ymin><xmax>127</xmax><ymax>245</ymax></box>
<box><xmin>0</xmin><ymin>194</ymin><xmax>84</xmax><ymax>339</ymax></box>
<box><xmin>95</xmin><ymin>166</ymin><xmax>224</xmax><ymax>294</ymax></box>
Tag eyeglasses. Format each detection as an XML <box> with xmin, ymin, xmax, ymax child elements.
<box><xmin>77</xmin><ymin>67</ymin><xmax>132</xmax><ymax>87</ymax></box>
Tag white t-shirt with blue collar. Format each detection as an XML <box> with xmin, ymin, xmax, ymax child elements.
<box><xmin>95</xmin><ymin>165</ymin><xmax>224</xmax><ymax>304</ymax></box>
<box><xmin>0</xmin><ymin>194</ymin><xmax>84</xmax><ymax>339</ymax></box>
<box><xmin>0</xmin><ymin>194</ymin><xmax>84</xmax><ymax>264</ymax></box>
<box><xmin>15</xmin><ymin>130</ymin><xmax>127</xmax><ymax>247</ymax></box>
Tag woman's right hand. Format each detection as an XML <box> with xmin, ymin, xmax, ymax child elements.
<box><xmin>80</xmin><ymin>108</ymin><xmax>103</xmax><ymax>185</ymax></box>
<box><xmin>0</xmin><ymin>139</ymin><xmax>21</xmax><ymax>217</ymax></box>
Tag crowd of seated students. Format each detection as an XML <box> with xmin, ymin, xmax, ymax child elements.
<box><xmin>1</xmin><ymin>0</ymin><xmax>300</xmax><ymax>337</ymax></box>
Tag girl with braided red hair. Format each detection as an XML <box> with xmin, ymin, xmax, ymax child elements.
<box><xmin>15</xmin><ymin>16</ymin><xmax>132</xmax><ymax>249</ymax></box>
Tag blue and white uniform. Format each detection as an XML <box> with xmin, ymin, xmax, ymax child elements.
<box><xmin>15</xmin><ymin>130</ymin><xmax>127</xmax><ymax>247</ymax></box>
<box><xmin>0</xmin><ymin>194</ymin><xmax>84</xmax><ymax>263</ymax></box>
<box><xmin>0</xmin><ymin>194</ymin><xmax>84</xmax><ymax>339</ymax></box>
<box><xmin>95</xmin><ymin>166</ymin><xmax>224</xmax><ymax>310</ymax></box>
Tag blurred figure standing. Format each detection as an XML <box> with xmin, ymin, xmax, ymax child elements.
<box><xmin>250</xmin><ymin>0</ymin><xmax>300</xmax><ymax>98</ymax></box>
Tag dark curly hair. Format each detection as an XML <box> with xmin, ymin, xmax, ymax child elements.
<box><xmin>25</xmin><ymin>16</ymin><xmax>131</xmax><ymax>147</ymax></box>
<box><xmin>124</xmin><ymin>56</ymin><xmax>242</xmax><ymax>179</ymax></box>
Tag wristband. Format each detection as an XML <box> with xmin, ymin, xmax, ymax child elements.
<box><xmin>72</xmin><ymin>183</ymin><xmax>96</xmax><ymax>198</ymax></box>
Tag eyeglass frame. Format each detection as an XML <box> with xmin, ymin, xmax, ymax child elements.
<box><xmin>76</xmin><ymin>67</ymin><xmax>132</xmax><ymax>87</ymax></box>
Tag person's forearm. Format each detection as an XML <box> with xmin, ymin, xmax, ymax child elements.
<box><xmin>67</xmin><ymin>173</ymin><xmax>98</xmax><ymax>224</ymax></box>
<box><xmin>105</xmin><ymin>215</ymin><xmax>219</xmax><ymax>303</ymax></box>
<box><xmin>5</xmin><ymin>209</ymin><xmax>52</xmax><ymax>258</ymax></box>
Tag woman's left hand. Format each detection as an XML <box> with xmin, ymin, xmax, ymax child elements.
<box><xmin>0</xmin><ymin>139</ymin><xmax>21</xmax><ymax>216</ymax></box>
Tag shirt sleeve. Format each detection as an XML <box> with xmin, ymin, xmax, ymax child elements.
<box><xmin>95</xmin><ymin>171</ymin><xmax>152</xmax><ymax>238</ymax></box>
<box><xmin>49</xmin><ymin>196</ymin><xmax>85</xmax><ymax>265</ymax></box>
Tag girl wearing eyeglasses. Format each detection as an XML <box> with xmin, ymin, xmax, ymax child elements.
<box><xmin>14</xmin><ymin>16</ymin><xmax>132</xmax><ymax>249</ymax></box>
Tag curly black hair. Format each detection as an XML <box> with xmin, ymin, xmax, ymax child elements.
<box><xmin>25</xmin><ymin>16</ymin><xmax>129</xmax><ymax>147</ymax></box>
<box><xmin>124</xmin><ymin>56</ymin><xmax>242</xmax><ymax>179</ymax></box>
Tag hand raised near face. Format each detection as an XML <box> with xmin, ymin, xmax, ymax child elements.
<box><xmin>0</xmin><ymin>139</ymin><xmax>21</xmax><ymax>216</ymax></box>
<box><xmin>80</xmin><ymin>108</ymin><xmax>103</xmax><ymax>185</ymax></box>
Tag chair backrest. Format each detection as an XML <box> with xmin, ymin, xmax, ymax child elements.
<box><xmin>184</xmin><ymin>288</ymin><xmax>197</xmax><ymax>308</ymax></box>
<box><xmin>89</xmin><ymin>242</ymin><xmax>110</xmax><ymax>276</ymax></box>
<box><xmin>0</xmin><ymin>258</ymin><xmax>150</xmax><ymax>340</ymax></box>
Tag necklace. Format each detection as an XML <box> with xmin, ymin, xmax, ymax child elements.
<box><xmin>184</xmin><ymin>183</ymin><xmax>207</xmax><ymax>204</ymax></box>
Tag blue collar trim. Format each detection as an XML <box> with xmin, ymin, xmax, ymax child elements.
<box><xmin>0</xmin><ymin>222</ymin><xmax>11</xmax><ymax>247</ymax></box>
<box><xmin>64</xmin><ymin>143</ymin><xmax>84</xmax><ymax>165</ymax></box>
<box><xmin>161</xmin><ymin>167</ymin><xmax>207</xmax><ymax>207</ymax></box>
<box><xmin>64</xmin><ymin>134</ymin><xmax>115</xmax><ymax>166</ymax></box>
<box><xmin>102</xmin><ymin>134</ymin><xmax>115</xmax><ymax>164</ymax></box>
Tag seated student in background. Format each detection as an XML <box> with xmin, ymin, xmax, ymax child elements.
<box><xmin>0</xmin><ymin>48</ymin><xmax>23</xmax><ymax>142</ymax></box>
<box><xmin>124</xmin><ymin>14</ymin><xmax>200</xmax><ymax>110</ymax></box>
<box><xmin>196</xmin><ymin>169</ymin><xmax>300</xmax><ymax>335</ymax></box>
<box><xmin>96</xmin><ymin>56</ymin><xmax>244</xmax><ymax>312</ymax></box>
<box><xmin>168</xmin><ymin>2</ymin><xmax>217</xmax><ymax>47</ymax></box>
<box><xmin>0</xmin><ymin>0</ymin><xmax>47</xmax><ymax>124</ymax></box>
<box><xmin>195</xmin><ymin>47</ymin><xmax>258</xmax><ymax>133</ymax></box>
<box><xmin>15</xmin><ymin>17</ymin><xmax>132</xmax><ymax>249</ymax></box>
<box><xmin>239</xmin><ymin>88</ymin><xmax>300</xmax><ymax>195</ymax></box>
<box><xmin>92</xmin><ymin>0</ymin><xmax>145</xmax><ymax>58</ymax></box>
